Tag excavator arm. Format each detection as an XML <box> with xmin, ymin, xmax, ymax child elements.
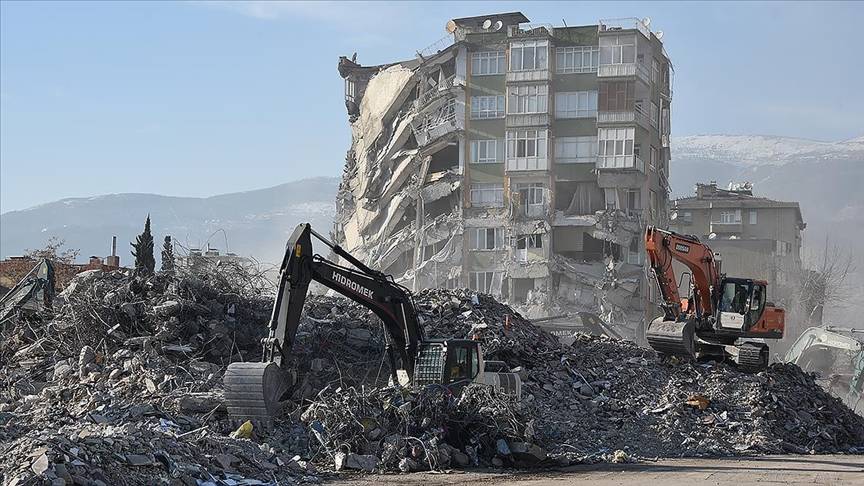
<box><xmin>225</xmin><ymin>223</ymin><xmax>423</xmax><ymax>420</ymax></box>
<box><xmin>644</xmin><ymin>226</ymin><xmax>721</xmax><ymax>322</ymax></box>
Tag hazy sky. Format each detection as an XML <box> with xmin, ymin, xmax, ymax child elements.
<box><xmin>2</xmin><ymin>1</ymin><xmax>862</xmax><ymax>212</ymax></box>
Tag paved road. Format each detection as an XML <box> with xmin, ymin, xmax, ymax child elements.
<box><xmin>330</xmin><ymin>455</ymin><xmax>864</xmax><ymax>485</ymax></box>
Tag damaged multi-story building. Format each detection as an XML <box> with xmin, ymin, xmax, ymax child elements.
<box><xmin>335</xmin><ymin>12</ymin><xmax>673</xmax><ymax>338</ymax></box>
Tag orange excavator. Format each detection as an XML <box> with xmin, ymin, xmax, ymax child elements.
<box><xmin>644</xmin><ymin>226</ymin><xmax>785</xmax><ymax>371</ymax></box>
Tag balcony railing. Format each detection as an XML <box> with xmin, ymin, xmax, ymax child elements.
<box><xmin>598</xmin><ymin>62</ymin><xmax>651</xmax><ymax>85</ymax></box>
<box><xmin>598</xmin><ymin>17</ymin><xmax>651</xmax><ymax>39</ymax></box>
<box><xmin>597</xmin><ymin>108</ymin><xmax>649</xmax><ymax>129</ymax></box>
<box><xmin>597</xmin><ymin>154</ymin><xmax>645</xmax><ymax>172</ymax></box>
<box><xmin>411</xmin><ymin>98</ymin><xmax>464</xmax><ymax>146</ymax></box>
<box><xmin>507</xmin><ymin>23</ymin><xmax>554</xmax><ymax>38</ymax></box>
<box><xmin>413</xmin><ymin>74</ymin><xmax>460</xmax><ymax>111</ymax></box>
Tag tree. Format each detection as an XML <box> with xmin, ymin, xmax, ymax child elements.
<box><xmin>161</xmin><ymin>235</ymin><xmax>175</xmax><ymax>273</ymax></box>
<box><xmin>24</xmin><ymin>236</ymin><xmax>79</xmax><ymax>264</ymax></box>
<box><xmin>131</xmin><ymin>215</ymin><xmax>155</xmax><ymax>275</ymax></box>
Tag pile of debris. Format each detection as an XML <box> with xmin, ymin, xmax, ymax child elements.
<box><xmin>2</xmin><ymin>269</ymin><xmax>863</xmax><ymax>484</ymax></box>
<box><xmin>0</xmin><ymin>263</ymin><xmax>316</xmax><ymax>486</ymax></box>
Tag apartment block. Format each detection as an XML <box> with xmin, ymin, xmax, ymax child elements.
<box><xmin>335</xmin><ymin>12</ymin><xmax>673</xmax><ymax>338</ymax></box>
<box><xmin>669</xmin><ymin>182</ymin><xmax>805</xmax><ymax>304</ymax></box>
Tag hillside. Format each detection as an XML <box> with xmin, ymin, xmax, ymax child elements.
<box><xmin>0</xmin><ymin>177</ymin><xmax>339</xmax><ymax>265</ymax></box>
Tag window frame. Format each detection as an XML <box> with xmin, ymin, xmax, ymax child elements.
<box><xmin>469</xmin><ymin>227</ymin><xmax>505</xmax><ymax>251</ymax></box>
<box><xmin>507</xmin><ymin>84</ymin><xmax>548</xmax><ymax>115</ymax></box>
<box><xmin>554</xmin><ymin>90</ymin><xmax>598</xmax><ymax>119</ymax></box>
<box><xmin>510</xmin><ymin>40</ymin><xmax>549</xmax><ymax>72</ymax></box>
<box><xmin>470</xmin><ymin>183</ymin><xmax>505</xmax><ymax>207</ymax></box>
<box><xmin>556</xmin><ymin>46</ymin><xmax>599</xmax><ymax>74</ymax></box>
<box><xmin>554</xmin><ymin>136</ymin><xmax>598</xmax><ymax>164</ymax></box>
<box><xmin>470</xmin><ymin>139</ymin><xmax>503</xmax><ymax>164</ymax></box>
<box><xmin>471</xmin><ymin>50</ymin><xmax>506</xmax><ymax>76</ymax></box>
<box><xmin>470</xmin><ymin>95</ymin><xmax>506</xmax><ymax>119</ymax></box>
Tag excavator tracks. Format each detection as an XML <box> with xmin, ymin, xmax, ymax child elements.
<box><xmin>737</xmin><ymin>342</ymin><xmax>769</xmax><ymax>372</ymax></box>
<box><xmin>645</xmin><ymin>318</ymin><xmax>697</xmax><ymax>359</ymax></box>
<box><xmin>223</xmin><ymin>362</ymin><xmax>292</xmax><ymax>422</ymax></box>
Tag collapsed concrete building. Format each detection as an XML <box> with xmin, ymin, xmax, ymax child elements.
<box><xmin>334</xmin><ymin>12</ymin><xmax>673</xmax><ymax>338</ymax></box>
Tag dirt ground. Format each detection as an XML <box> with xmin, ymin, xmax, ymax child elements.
<box><xmin>328</xmin><ymin>454</ymin><xmax>864</xmax><ymax>485</ymax></box>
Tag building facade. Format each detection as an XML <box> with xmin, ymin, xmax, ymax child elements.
<box><xmin>668</xmin><ymin>182</ymin><xmax>806</xmax><ymax>307</ymax></box>
<box><xmin>335</xmin><ymin>12</ymin><xmax>673</xmax><ymax>337</ymax></box>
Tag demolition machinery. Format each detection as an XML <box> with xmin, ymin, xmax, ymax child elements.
<box><xmin>644</xmin><ymin>226</ymin><xmax>785</xmax><ymax>371</ymax></box>
<box><xmin>223</xmin><ymin>223</ymin><xmax>520</xmax><ymax>420</ymax></box>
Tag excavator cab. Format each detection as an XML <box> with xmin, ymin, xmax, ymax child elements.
<box><xmin>716</xmin><ymin>278</ymin><xmax>766</xmax><ymax>332</ymax></box>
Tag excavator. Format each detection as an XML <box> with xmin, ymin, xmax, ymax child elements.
<box><xmin>223</xmin><ymin>223</ymin><xmax>520</xmax><ymax>421</ymax></box>
<box><xmin>644</xmin><ymin>226</ymin><xmax>785</xmax><ymax>371</ymax></box>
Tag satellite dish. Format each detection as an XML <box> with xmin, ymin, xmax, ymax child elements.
<box><xmin>708</xmin><ymin>232</ymin><xmax>717</xmax><ymax>240</ymax></box>
<box><xmin>445</xmin><ymin>20</ymin><xmax>457</xmax><ymax>34</ymax></box>
<box><xmin>642</xmin><ymin>17</ymin><xmax>651</xmax><ymax>27</ymax></box>
<box><xmin>655</xmin><ymin>31</ymin><xmax>664</xmax><ymax>40</ymax></box>
<box><xmin>482</xmin><ymin>19</ymin><xmax>493</xmax><ymax>29</ymax></box>
<box><xmin>494</xmin><ymin>20</ymin><xmax>504</xmax><ymax>31</ymax></box>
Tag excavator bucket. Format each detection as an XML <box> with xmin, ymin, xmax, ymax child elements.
<box><xmin>223</xmin><ymin>362</ymin><xmax>294</xmax><ymax>422</ymax></box>
<box><xmin>646</xmin><ymin>317</ymin><xmax>696</xmax><ymax>359</ymax></box>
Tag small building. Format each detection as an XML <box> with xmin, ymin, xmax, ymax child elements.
<box><xmin>668</xmin><ymin>182</ymin><xmax>805</xmax><ymax>303</ymax></box>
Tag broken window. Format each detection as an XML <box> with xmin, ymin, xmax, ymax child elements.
<box><xmin>599</xmin><ymin>34</ymin><xmax>636</xmax><ymax>66</ymax></box>
<box><xmin>471</xmin><ymin>95</ymin><xmax>505</xmax><ymax>119</ymax></box>
<box><xmin>471</xmin><ymin>50</ymin><xmax>505</xmax><ymax>75</ymax></box>
<box><xmin>507</xmin><ymin>84</ymin><xmax>548</xmax><ymax>114</ymax></box>
<box><xmin>469</xmin><ymin>271</ymin><xmax>499</xmax><ymax>293</ymax></box>
<box><xmin>515</xmin><ymin>234</ymin><xmax>543</xmax><ymax>250</ymax></box>
<box><xmin>554</xmin><ymin>91</ymin><xmax>598</xmax><ymax>119</ymax></box>
<box><xmin>470</xmin><ymin>139</ymin><xmax>503</xmax><ymax>164</ymax></box>
<box><xmin>565</xmin><ymin>182</ymin><xmax>603</xmax><ymax>215</ymax></box>
<box><xmin>510</xmin><ymin>40</ymin><xmax>548</xmax><ymax>71</ymax></box>
<box><xmin>555</xmin><ymin>136</ymin><xmax>598</xmax><ymax>163</ymax></box>
<box><xmin>627</xmin><ymin>237</ymin><xmax>643</xmax><ymax>265</ymax></box>
<box><xmin>556</xmin><ymin>46</ymin><xmax>598</xmax><ymax>74</ymax></box>
<box><xmin>626</xmin><ymin>189</ymin><xmax>641</xmax><ymax>213</ymax></box>
<box><xmin>470</xmin><ymin>183</ymin><xmax>504</xmax><ymax>207</ymax></box>
<box><xmin>344</xmin><ymin>79</ymin><xmax>356</xmax><ymax>103</ymax></box>
<box><xmin>469</xmin><ymin>228</ymin><xmax>504</xmax><ymax>250</ymax></box>
<box><xmin>515</xmin><ymin>182</ymin><xmax>546</xmax><ymax>218</ymax></box>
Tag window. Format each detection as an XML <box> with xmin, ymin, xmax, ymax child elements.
<box><xmin>507</xmin><ymin>84</ymin><xmax>548</xmax><ymax>114</ymax></box>
<box><xmin>652</xmin><ymin>59</ymin><xmax>660</xmax><ymax>85</ymax></box>
<box><xmin>555</xmin><ymin>136</ymin><xmax>597</xmax><ymax>163</ymax></box>
<box><xmin>649</xmin><ymin>146</ymin><xmax>658</xmax><ymax>172</ymax></box>
<box><xmin>554</xmin><ymin>91</ymin><xmax>598</xmax><ymax>118</ymax></box>
<box><xmin>598</xmin><ymin>127</ymin><xmax>635</xmax><ymax>167</ymax></box>
<box><xmin>556</xmin><ymin>46</ymin><xmax>599</xmax><ymax>73</ymax></box>
<box><xmin>469</xmin><ymin>228</ymin><xmax>504</xmax><ymax>250</ymax></box>
<box><xmin>715</xmin><ymin>210</ymin><xmax>742</xmax><ymax>224</ymax></box>
<box><xmin>599</xmin><ymin>81</ymin><xmax>634</xmax><ymax>111</ymax></box>
<box><xmin>344</xmin><ymin>79</ymin><xmax>356</xmax><ymax>103</ymax></box>
<box><xmin>506</xmin><ymin>129</ymin><xmax>548</xmax><ymax>170</ymax></box>
<box><xmin>469</xmin><ymin>271</ymin><xmax>497</xmax><ymax>293</ymax></box>
<box><xmin>470</xmin><ymin>139</ymin><xmax>503</xmax><ymax>163</ymax></box>
<box><xmin>599</xmin><ymin>34</ymin><xmax>636</xmax><ymax>66</ymax></box>
<box><xmin>627</xmin><ymin>237</ymin><xmax>643</xmax><ymax>265</ymax></box>
<box><xmin>626</xmin><ymin>189</ymin><xmax>641</xmax><ymax>211</ymax></box>
<box><xmin>749</xmin><ymin>209</ymin><xmax>758</xmax><ymax>225</ymax></box>
<box><xmin>510</xmin><ymin>40</ymin><xmax>548</xmax><ymax>71</ymax></box>
<box><xmin>471</xmin><ymin>51</ymin><xmax>505</xmax><ymax>75</ymax></box>
<box><xmin>515</xmin><ymin>182</ymin><xmax>546</xmax><ymax>217</ymax></box>
<box><xmin>470</xmin><ymin>183</ymin><xmax>504</xmax><ymax>207</ymax></box>
<box><xmin>650</xmin><ymin>102</ymin><xmax>659</xmax><ymax>127</ymax></box>
<box><xmin>471</xmin><ymin>95</ymin><xmax>505</xmax><ymax>119</ymax></box>
<box><xmin>515</xmin><ymin>234</ymin><xmax>543</xmax><ymax>250</ymax></box>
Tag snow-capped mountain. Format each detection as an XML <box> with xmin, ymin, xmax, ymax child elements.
<box><xmin>0</xmin><ymin>177</ymin><xmax>339</xmax><ymax>266</ymax></box>
<box><xmin>673</xmin><ymin>134</ymin><xmax>864</xmax><ymax>166</ymax></box>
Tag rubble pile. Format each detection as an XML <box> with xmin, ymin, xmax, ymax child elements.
<box><xmin>297</xmin><ymin>289</ymin><xmax>864</xmax><ymax>462</ymax></box>
<box><xmin>1</xmin><ymin>273</ymin><xmax>863</xmax><ymax>484</ymax></box>
<box><xmin>0</xmin><ymin>264</ymin><xmax>314</xmax><ymax>486</ymax></box>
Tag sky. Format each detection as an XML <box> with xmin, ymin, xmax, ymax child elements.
<box><xmin>1</xmin><ymin>1</ymin><xmax>863</xmax><ymax>212</ymax></box>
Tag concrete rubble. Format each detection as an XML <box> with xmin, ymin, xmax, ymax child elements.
<box><xmin>2</xmin><ymin>263</ymin><xmax>863</xmax><ymax>484</ymax></box>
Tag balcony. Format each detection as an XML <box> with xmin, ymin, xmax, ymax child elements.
<box><xmin>413</xmin><ymin>74</ymin><xmax>462</xmax><ymax>112</ymax></box>
<box><xmin>710</xmin><ymin>222</ymin><xmax>743</xmax><ymax>235</ymax></box>
<box><xmin>411</xmin><ymin>97</ymin><xmax>464</xmax><ymax>146</ymax></box>
<box><xmin>506</xmin><ymin>112</ymin><xmax>549</xmax><ymax>127</ymax></box>
<box><xmin>597</xmin><ymin>108</ymin><xmax>649</xmax><ymax>129</ymax></box>
<box><xmin>507</xmin><ymin>69</ymin><xmax>550</xmax><ymax>83</ymax></box>
<box><xmin>598</xmin><ymin>62</ymin><xmax>652</xmax><ymax>85</ymax></box>
<box><xmin>506</xmin><ymin>156</ymin><xmax>549</xmax><ymax>172</ymax></box>
<box><xmin>597</xmin><ymin>154</ymin><xmax>645</xmax><ymax>172</ymax></box>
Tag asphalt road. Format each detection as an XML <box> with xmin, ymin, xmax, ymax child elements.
<box><xmin>329</xmin><ymin>454</ymin><xmax>864</xmax><ymax>485</ymax></box>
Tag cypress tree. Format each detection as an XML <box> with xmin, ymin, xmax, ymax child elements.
<box><xmin>131</xmin><ymin>215</ymin><xmax>155</xmax><ymax>274</ymax></box>
<box><xmin>161</xmin><ymin>235</ymin><xmax>175</xmax><ymax>273</ymax></box>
